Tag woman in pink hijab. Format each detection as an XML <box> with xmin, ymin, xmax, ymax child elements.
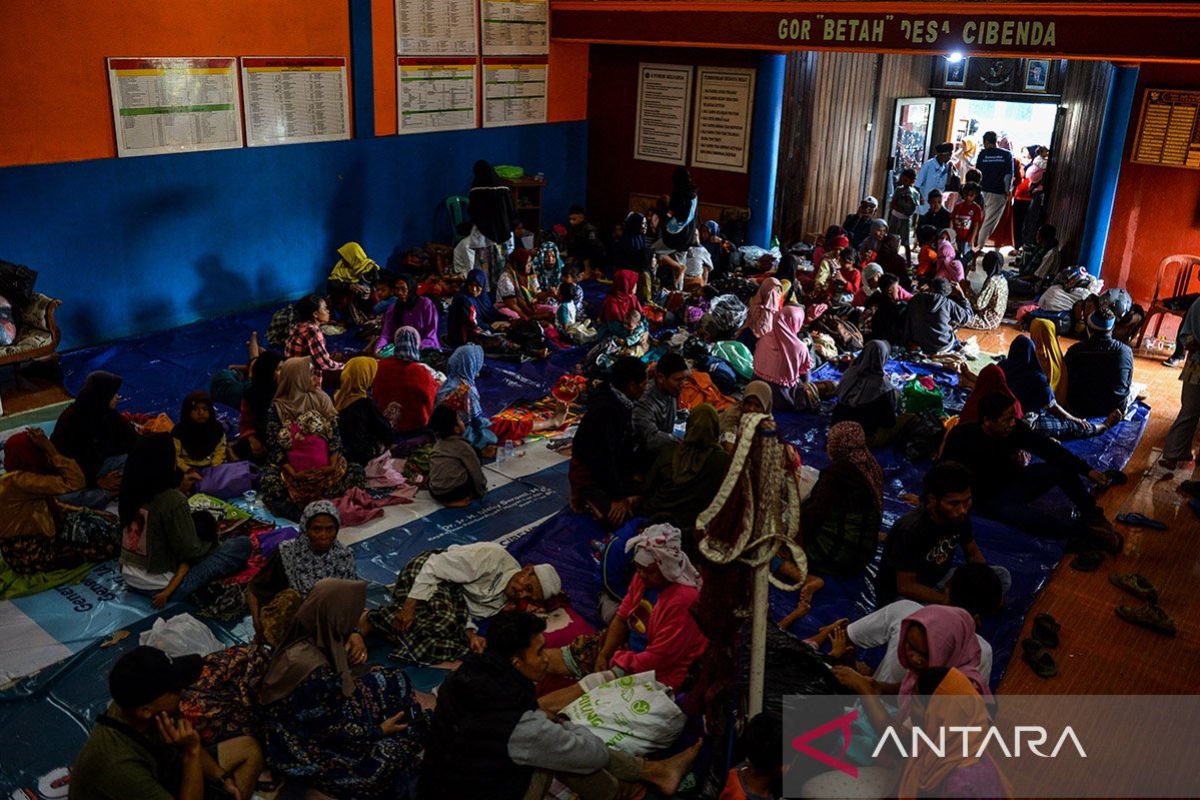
<box><xmin>744</xmin><ymin>277</ymin><xmax>782</xmax><ymax>339</ymax></box>
<box><xmin>751</xmin><ymin>305</ymin><xmax>836</xmax><ymax>412</ymax></box>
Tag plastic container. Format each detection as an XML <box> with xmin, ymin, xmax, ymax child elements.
<box><xmin>503</xmin><ymin>440</ymin><xmax>515</xmax><ymax>461</ymax></box>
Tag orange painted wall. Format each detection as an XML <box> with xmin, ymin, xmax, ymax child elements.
<box><xmin>370</xmin><ymin>0</ymin><xmax>588</xmax><ymax>135</ymax></box>
<box><xmin>0</xmin><ymin>0</ymin><xmax>352</xmax><ymax>168</ymax></box>
<box><xmin>1103</xmin><ymin>63</ymin><xmax>1200</xmax><ymax>305</ymax></box>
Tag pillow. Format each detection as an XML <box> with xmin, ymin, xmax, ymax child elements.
<box><xmin>0</xmin><ymin>294</ymin><xmax>15</xmax><ymax>346</ymax></box>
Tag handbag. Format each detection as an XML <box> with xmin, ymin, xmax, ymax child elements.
<box><xmin>0</xmin><ymin>260</ymin><xmax>38</xmax><ymax>311</ymax></box>
<box><xmin>194</xmin><ymin>462</ymin><xmax>258</xmax><ymax>499</ymax></box>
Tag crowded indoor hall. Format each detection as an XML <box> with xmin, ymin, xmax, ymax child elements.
<box><xmin>1</xmin><ymin>1</ymin><xmax>1198</xmax><ymax>798</ymax></box>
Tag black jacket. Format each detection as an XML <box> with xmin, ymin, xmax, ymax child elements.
<box><xmin>940</xmin><ymin>420</ymin><xmax>1090</xmax><ymax>504</ymax></box>
<box><xmin>572</xmin><ymin>384</ymin><xmax>637</xmax><ymax>497</ymax></box>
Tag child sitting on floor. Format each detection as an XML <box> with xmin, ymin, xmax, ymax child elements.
<box><xmin>555</xmin><ymin>282</ymin><xmax>597</xmax><ymax>344</ymax></box>
<box><xmin>372</xmin><ymin>270</ymin><xmax>397</xmax><ymax>316</ymax></box>
<box><xmin>172</xmin><ymin>391</ymin><xmax>227</xmax><ymax>482</ymax></box>
<box><xmin>427</xmin><ymin>405</ymin><xmax>488</xmax><ymax>507</ymax></box>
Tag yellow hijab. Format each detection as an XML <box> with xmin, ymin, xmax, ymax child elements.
<box><xmin>329</xmin><ymin>242</ymin><xmax>379</xmax><ymax>283</ymax></box>
<box><xmin>333</xmin><ymin>357</ymin><xmax>378</xmax><ymax>412</ymax></box>
<box><xmin>1029</xmin><ymin>318</ymin><xmax>1067</xmax><ymax>402</ymax></box>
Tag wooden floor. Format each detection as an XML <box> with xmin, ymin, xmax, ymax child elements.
<box><xmin>971</xmin><ymin>325</ymin><xmax>1200</xmax><ymax>694</ymax></box>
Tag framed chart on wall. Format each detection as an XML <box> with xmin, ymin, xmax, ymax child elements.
<box><xmin>396</xmin><ymin>0</ymin><xmax>477</xmax><ymax>56</ymax></box>
<box><xmin>398</xmin><ymin>58</ymin><xmax>478</xmax><ymax>134</ymax></box>
<box><xmin>1131</xmin><ymin>88</ymin><xmax>1200</xmax><ymax>170</ymax></box>
<box><xmin>482</xmin><ymin>59</ymin><xmax>547</xmax><ymax>127</ymax></box>
<box><xmin>107</xmin><ymin>57</ymin><xmax>242</xmax><ymax>157</ymax></box>
<box><xmin>634</xmin><ymin>63</ymin><xmax>693</xmax><ymax>165</ymax></box>
<box><xmin>690</xmin><ymin>66</ymin><xmax>755</xmax><ymax>173</ymax></box>
<box><xmin>481</xmin><ymin>0</ymin><xmax>549</xmax><ymax>56</ymax></box>
<box><xmin>240</xmin><ymin>57</ymin><xmax>350</xmax><ymax>147</ymax></box>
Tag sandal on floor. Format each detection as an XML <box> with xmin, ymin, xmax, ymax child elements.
<box><xmin>1115</xmin><ymin>604</ymin><xmax>1177</xmax><ymax>637</ymax></box>
<box><xmin>1021</xmin><ymin>639</ymin><xmax>1058</xmax><ymax>678</ymax></box>
<box><xmin>1032</xmin><ymin>612</ymin><xmax>1061</xmax><ymax>648</ymax></box>
<box><xmin>1110</xmin><ymin>572</ymin><xmax>1160</xmax><ymax>604</ymax></box>
<box><xmin>1104</xmin><ymin>469</ymin><xmax>1129</xmax><ymax>486</ymax></box>
<box><xmin>1070</xmin><ymin>551</ymin><xmax>1105</xmax><ymax>572</ymax></box>
<box><xmin>1115</xmin><ymin>512</ymin><xmax>1168</xmax><ymax>531</ymax></box>
<box><xmin>1088</xmin><ymin>520</ymin><xmax>1125</xmax><ymax>555</ymax></box>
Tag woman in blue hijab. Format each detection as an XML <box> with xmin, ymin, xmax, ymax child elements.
<box><xmin>447</xmin><ymin>269</ymin><xmax>500</xmax><ymax>348</ymax></box>
<box><xmin>1000</xmin><ymin>335</ymin><xmax>1107</xmax><ymax>440</ymax></box>
<box><xmin>435</xmin><ymin>344</ymin><xmax>497</xmax><ymax>452</ymax></box>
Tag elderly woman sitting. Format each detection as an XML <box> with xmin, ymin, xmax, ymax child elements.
<box><xmin>546</xmin><ymin>522</ymin><xmax>708</xmax><ymax>692</ymax></box>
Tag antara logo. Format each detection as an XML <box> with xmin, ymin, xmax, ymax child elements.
<box><xmin>871</xmin><ymin>725</ymin><xmax>1088</xmax><ymax>759</ymax></box>
<box><xmin>790</xmin><ymin>709</ymin><xmax>860</xmax><ymax>778</ymax></box>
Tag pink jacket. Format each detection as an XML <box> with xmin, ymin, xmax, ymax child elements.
<box><xmin>610</xmin><ymin>575</ymin><xmax>707</xmax><ymax>690</ymax></box>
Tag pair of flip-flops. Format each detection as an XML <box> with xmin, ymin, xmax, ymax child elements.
<box><xmin>1022</xmin><ymin>613</ymin><xmax>1061</xmax><ymax>678</ymax></box>
<box><xmin>1069</xmin><ymin>551</ymin><xmax>1105</xmax><ymax>572</ymax></box>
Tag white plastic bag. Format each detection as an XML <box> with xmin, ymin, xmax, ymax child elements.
<box><xmin>138</xmin><ymin>613</ymin><xmax>223</xmax><ymax>657</ymax></box>
<box><xmin>561</xmin><ymin>671</ymin><xmax>686</xmax><ymax>755</ymax></box>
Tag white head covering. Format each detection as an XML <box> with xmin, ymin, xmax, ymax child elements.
<box><xmin>532</xmin><ymin>564</ymin><xmax>562</xmax><ymax>598</ymax></box>
<box><xmin>626</xmin><ymin>523</ymin><xmax>701</xmax><ymax>588</ymax></box>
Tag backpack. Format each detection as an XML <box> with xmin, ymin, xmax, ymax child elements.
<box><xmin>811</xmin><ymin>315</ymin><xmax>863</xmax><ymax>354</ymax></box>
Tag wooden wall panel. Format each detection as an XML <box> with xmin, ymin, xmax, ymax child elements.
<box><xmin>774</xmin><ymin>52</ymin><xmax>931</xmax><ymax>243</ymax></box>
<box><xmin>1044</xmin><ymin>60</ymin><xmax>1114</xmax><ymax>263</ymax></box>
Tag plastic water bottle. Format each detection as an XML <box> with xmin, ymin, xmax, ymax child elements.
<box><xmin>503</xmin><ymin>440</ymin><xmax>515</xmax><ymax>462</ymax></box>
<box><xmin>241</xmin><ymin>489</ymin><xmax>258</xmax><ymax>514</ymax></box>
<box><xmin>495</xmin><ymin>443</ymin><xmax>506</xmax><ymax>464</ymax></box>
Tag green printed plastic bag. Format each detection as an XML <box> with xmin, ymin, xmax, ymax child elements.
<box><xmin>561</xmin><ymin>671</ymin><xmax>686</xmax><ymax>755</ymax></box>
<box><xmin>901</xmin><ymin>377</ymin><xmax>945</xmax><ymax>415</ymax></box>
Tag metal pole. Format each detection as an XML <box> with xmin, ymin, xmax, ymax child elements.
<box><xmin>748</xmin><ymin>543</ymin><xmax>771</xmax><ymax>717</ymax></box>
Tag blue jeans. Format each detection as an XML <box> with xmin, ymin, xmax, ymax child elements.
<box><xmin>175</xmin><ymin>536</ymin><xmax>253</xmax><ymax>601</ymax></box>
<box><xmin>976</xmin><ymin>462</ymin><xmax>1098</xmax><ymax>537</ymax></box>
<box><xmin>936</xmin><ymin>564</ymin><xmax>1012</xmax><ymax>601</ymax></box>
<box><xmin>58</xmin><ymin>454</ymin><xmax>127</xmax><ymax>509</ymax></box>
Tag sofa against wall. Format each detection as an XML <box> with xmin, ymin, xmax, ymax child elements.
<box><xmin>0</xmin><ymin>121</ymin><xmax>587</xmax><ymax>350</ymax></box>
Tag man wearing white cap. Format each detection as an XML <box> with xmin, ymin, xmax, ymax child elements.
<box><xmin>361</xmin><ymin>541</ymin><xmax>561</xmax><ymax>665</ymax></box>
<box><xmin>843</xmin><ymin>196</ymin><xmax>879</xmax><ymax>248</ymax></box>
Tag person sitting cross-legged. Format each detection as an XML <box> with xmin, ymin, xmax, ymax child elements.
<box><xmin>418</xmin><ymin>610</ymin><xmax>702</xmax><ymax>800</ymax></box>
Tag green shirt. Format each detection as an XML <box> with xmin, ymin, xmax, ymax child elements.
<box><xmin>119</xmin><ymin>489</ymin><xmax>213</xmax><ymax>576</ymax></box>
<box><xmin>69</xmin><ymin>703</ymin><xmax>173</xmax><ymax>800</ymax></box>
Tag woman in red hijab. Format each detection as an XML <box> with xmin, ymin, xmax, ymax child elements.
<box><xmin>959</xmin><ymin>364</ymin><xmax>1023</xmax><ymax>424</ymax></box>
<box><xmin>599</xmin><ymin>269</ymin><xmax>643</xmax><ymax>325</ymax></box>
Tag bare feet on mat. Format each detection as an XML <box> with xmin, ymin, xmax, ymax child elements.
<box><xmin>644</xmin><ymin>739</ymin><xmax>703</xmax><ymax>796</ymax></box>
<box><xmin>796</xmin><ymin>575</ymin><xmax>825</xmax><ymax>617</ymax></box>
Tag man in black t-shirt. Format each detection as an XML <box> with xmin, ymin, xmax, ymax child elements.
<box><xmin>973</xmin><ymin>131</ymin><xmax>1015</xmax><ymax>250</ymax></box>
<box><xmin>877</xmin><ymin>462</ymin><xmax>1010</xmax><ymax>605</ymax></box>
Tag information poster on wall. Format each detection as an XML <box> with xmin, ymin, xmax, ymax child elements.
<box><xmin>397</xmin><ymin>58</ymin><xmax>478</xmax><ymax>134</ymax></box>
<box><xmin>481</xmin><ymin>0</ymin><xmax>549</xmax><ymax>56</ymax></box>
<box><xmin>396</xmin><ymin>0</ymin><xmax>477</xmax><ymax>56</ymax></box>
<box><xmin>1131</xmin><ymin>88</ymin><xmax>1200</xmax><ymax>170</ymax></box>
<box><xmin>691</xmin><ymin>66</ymin><xmax>756</xmax><ymax>173</ymax></box>
<box><xmin>482</xmin><ymin>60</ymin><xmax>547</xmax><ymax>128</ymax></box>
<box><xmin>634</xmin><ymin>63</ymin><xmax>693</xmax><ymax>165</ymax></box>
<box><xmin>240</xmin><ymin>57</ymin><xmax>349</xmax><ymax>147</ymax></box>
<box><xmin>107</xmin><ymin>57</ymin><xmax>242</xmax><ymax>157</ymax></box>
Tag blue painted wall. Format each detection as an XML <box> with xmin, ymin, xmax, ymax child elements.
<box><xmin>0</xmin><ymin>122</ymin><xmax>587</xmax><ymax>350</ymax></box>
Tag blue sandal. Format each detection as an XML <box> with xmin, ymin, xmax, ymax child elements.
<box><xmin>1115</xmin><ymin>512</ymin><xmax>1167</xmax><ymax>531</ymax></box>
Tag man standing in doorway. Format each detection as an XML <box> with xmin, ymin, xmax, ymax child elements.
<box><xmin>915</xmin><ymin>142</ymin><xmax>956</xmax><ymax>216</ymax></box>
<box><xmin>974</xmin><ymin>131</ymin><xmax>1015</xmax><ymax>251</ymax></box>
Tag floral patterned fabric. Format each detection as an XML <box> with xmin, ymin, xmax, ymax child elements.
<box><xmin>179</xmin><ymin>643</ymin><xmax>273</xmax><ymax>744</ymax></box>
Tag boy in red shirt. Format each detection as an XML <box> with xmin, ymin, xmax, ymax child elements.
<box><xmin>951</xmin><ymin>181</ymin><xmax>984</xmax><ymax>261</ymax></box>
<box><xmin>719</xmin><ymin>712</ymin><xmax>782</xmax><ymax>800</ymax></box>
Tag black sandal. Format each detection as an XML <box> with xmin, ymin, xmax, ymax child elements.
<box><xmin>1022</xmin><ymin>638</ymin><xmax>1058</xmax><ymax>678</ymax></box>
<box><xmin>1115</xmin><ymin>604</ymin><xmax>1177</xmax><ymax>637</ymax></box>
<box><xmin>1070</xmin><ymin>551</ymin><xmax>1105</xmax><ymax>572</ymax></box>
<box><xmin>1032</xmin><ymin>612</ymin><xmax>1061</xmax><ymax>648</ymax></box>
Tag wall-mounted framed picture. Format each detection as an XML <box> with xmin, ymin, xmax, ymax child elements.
<box><xmin>1024</xmin><ymin>59</ymin><xmax>1050</xmax><ymax>92</ymax></box>
<box><xmin>944</xmin><ymin>58</ymin><xmax>968</xmax><ymax>88</ymax></box>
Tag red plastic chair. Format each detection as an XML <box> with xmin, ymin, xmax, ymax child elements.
<box><xmin>1135</xmin><ymin>254</ymin><xmax>1200</xmax><ymax>347</ymax></box>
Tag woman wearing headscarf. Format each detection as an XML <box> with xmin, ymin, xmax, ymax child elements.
<box><xmin>962</xmin><ymin>251</ymin><xmax>1008</xmax><ymax>330</ymax></box>
<box><xmin>753</xmin><ymin>305</ymin><xmax>834</xmax><ymax>413</ymax></box>
<box><xmin>816</xmin><ymin>605</ymin><xmax>997</xmax><ymax>798</ymax></box>
<box><xmin>857</xmin><ymin>219</ymin><xmax>889</xmax><ymax>262</ymax></box>
<box><xmin>334</xmin><ymin>357</ymin><xmax>394</xmax><ymax>465</ymax></box>
<box><xmin>468</xmin><ymin>159</ymin><xmax>516</xmax><ymax>252</ymax></box>
<box><xmin>531</xmin><ymin>240</ymin><xmax>563</xmax><ymax>290</ymax></box>
<box><xmin>831</xmin><ymin>341</ymin><xmax>908</xmax><ymax>446</ymax></box>
<box><xmin>854</xmin><ymin>262</ymin><xmax>885</xmax><ymax>306</ymax></box>
<box><xmin>547</xmin><ymin>522</ymin><xmax>707</xmax><ymax>691</ymax></box>
<box><xmin>448</xmin><ymin>268</ymin><xmax>502</xmax><ymax>347</ymax></box>
<box><xmin>614</xmin><ymin>212</ymin><xmax>651</xmax><ymax>270</ymax></box>
<box><xmin>496</xmin><ymin>249</ymin><xmax>555</xmax><ymax>322</ymax></box>
<box><xmin>435</xmin><ymin>344</ymin><xmax>498</xmax><ymax>453</ymax></box>
<box><xmin>810</xmin><ymin>238</ymin><xmax>850</xmax><ymax>303</ymax></box>
<box><xmin>958</xmin><ymin>364</ymin><xmax>1022</xmax><ymax>424</ymax></box>
<box><xmin>641</xmin><ymin>404</ymin><xmax>732</xmax><ymax>529</ymax></box>
<box><xmin>326</xmin><ymin>242</ymin><xmax>381</xmax><ymax>325</ymax></box>
<box><xmin>661</xmin><ymin>167</ymin><xmax>699</xmax><ymax>252</ymax></box>
<box><xmin>772</xmin><ymin>252</ymin><xmax>801</xmax><ymax>306</ymax></box>
<box><xmin>1000</xmin><ymin>336</ymin><xmax>1106</xmax><ymax>440</ymax></box>
<box><xmin>811</xmin><ymin>224</ymin><xmax>846</xmax><ymax>273</ymax></box>
<box><xmin>250</xmin><ymin>500</ymin><xmax>359</xmax><ymax>633</ymax></box>
<box><xmin>1029</xmin><ymin>318</ymin><xmax>1067</xmax><ymax>402</ymax></box>
<box><xmin>373</xmin><ymin>326</ymin><xmax>441</xmax><ymax>435</ymax></box>
<box><xmin>802</xmin><ymin>422</ymin><xmax>884</xmax><ymax>577</ymax></box>
<box><xmin>743</xmin><ymin>277</ymin><xmax>783</xmax><ymax>346</ymax></box>
<box><xmin>0</xmin><ymin>428</ymin><xmax>118</xmax><ymax>574</ymax></box>
<box><xmin>261</xmin><ymin>578</ymin><xmax>429</xmax><ymax>799</ymax></box>
<box><xmin>896</xmin><ymin>668</ymin><xmax>1013</xmax><ymax>800</ymax></box>
<box><xmin>598</xmin><ymin>269</ymin><xmax>644</xmax><ymax>328</ymax></box>
<box><xmin>259</xmin><ymin>357</ymin><xmax>361</xmax><ymax>520</ymax></box>
<box><xmin>51</xmin><ymin>370</ymin><xmax>137</xmax><ymax>500</ymax></box>
<box><xmin>374</xmin><ymin>273</ymin><xmax>439</xmax><ymax>353</ymax></box>
<box><xmin>719</xmin><ymin>380</ymin><xmax>773</xmax><ymax>451</ymax></box>
<box><xmin>173</xmin><ymin>391</ymin><xmax>227</xmax><ymax>476</ymax></box>
<box><xmin>231</xmin><ymin>351</ymin><xmax>284</xmax><ymax>463</ymax></box>
<box><xmin>935</xmin><ymin>238</ymin><xmax>966</xmax><ymax>284</ymax></box>
<box><xmin>119</xmin><ymin>433</ymin><xmax>251</xmax><ymax>607</ymax></box>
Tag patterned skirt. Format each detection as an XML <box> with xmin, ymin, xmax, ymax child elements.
<box><xmin>0</xmin><ymin>509</ymin><xmax>119</xmax><ymax>575</ymax></box>
<box><xmin>366</xmin><ymin>551</ymin><xmax>471</xmax><ymax>665</ymax></box>
<box><xmin>179</xmin><ymin>643</ymin><xmax>272</xmax><ymax>744</ymax></box>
